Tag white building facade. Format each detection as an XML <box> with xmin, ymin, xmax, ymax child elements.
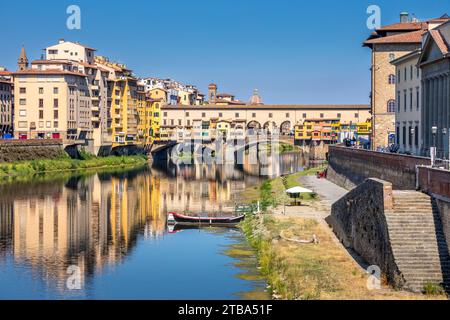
<box><xmin>391</xmin><ymin>50</ymin><xmax>422</xmax><ymax>155</ymax></box>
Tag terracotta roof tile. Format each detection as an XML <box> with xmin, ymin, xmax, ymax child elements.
<box><xmin>376</xmin><ymin>22</ymin><xmax>426</xmax><ymax>31</ymax></box>
<box><xmin>13</xmin><ymin>69</ymin><xmax>86</xmax><ymax>77</ymax></box>
<box><xmin>364</xmin><ymin>30</ymin><xmax>426</xmax><ymax>45</ymax></box>
<box><xmin>430</xmin><ymin>29</ymin><xmax>450</xmax><ymax>55</ymax></box>
<box><xmin>31</xmin><ymin>60</ymin><xmax>71</xmax><ymax>65</ymax></box>
<box><xmin>162</xmin><ymin>104</ymin><xmax>370</xmax><ymax>110</ymax></box>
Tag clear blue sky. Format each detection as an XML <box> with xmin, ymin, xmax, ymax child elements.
<box><xmin>1</xmin><ymin>0</ymin><xmax>448</xmax><ymax>104</ymax></box>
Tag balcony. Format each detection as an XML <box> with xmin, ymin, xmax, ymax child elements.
<box><xmin>91</xmin><ymin>106</ymin><xmax>100</xmax><ymax>112</ymax></box>
<box><xmin>91</xmin><ymin>116</ymin><xmax>100</xmax><ymax>122</ymax></box>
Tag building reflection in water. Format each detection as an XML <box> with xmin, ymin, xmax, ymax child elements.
<box><xmin>0</xmin><ymin>168</ymin><xmax>164</xmax><ymax>294</ymax></box>
<box><xmin>0</xmin><ymin>152</ymin><xmax>306</xmax><ymax>295</ymax></box>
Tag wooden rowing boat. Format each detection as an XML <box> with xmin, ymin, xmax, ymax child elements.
<box><xmin>167</xmin><ymin>212</ymin><xmax>245</xmax><ymax>226</ymax></box>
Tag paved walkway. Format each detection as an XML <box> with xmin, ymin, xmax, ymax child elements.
<box><xmin>272</xmin><ymin>176</ymin><xmax>348</xmax><ymax>220</ymax></box>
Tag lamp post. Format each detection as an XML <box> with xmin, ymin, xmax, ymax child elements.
<box><xmin>431</xmin><ymin>126</ymin><xmax>438</xmax><ymax>167</ymax></box>
<box><xmin>443</xmin><ymin>128</ymin><xmax>448</xmax><ymax>160</ymax></box>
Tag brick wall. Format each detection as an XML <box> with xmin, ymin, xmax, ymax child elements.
<box><xmin>328</xmin><ymin>146</ymin><xmax>430</xmax><ymax>190</ymax></box>
<box><xmin>326</xmin><ymin>178</ymin><xmax>405</xmax><ymax>287</ymax></box>
<box><xmin>0</xmin><ymin>139</ymin><xmax>65</xmax><ymax>162</ymax></box>
<box><xmin>418</xmin><ymin>167</ymin><xmax>450</xmax><ymax>198</ymax></box>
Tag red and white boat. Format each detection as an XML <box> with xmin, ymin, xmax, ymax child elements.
<box><xmin>167</xmin><ymin>212</ymin><xmax>245</xmax><ymax>226</ymax></box>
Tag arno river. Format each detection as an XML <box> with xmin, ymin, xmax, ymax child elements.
<box><xmin>0</xmin><ymin>153</ymin><xmax>307</xmax><ymax>299</ymax></box>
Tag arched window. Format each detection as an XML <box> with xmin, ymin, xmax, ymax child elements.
<box><xmin>388</xmin><ymin>74</ymin><xmax>396</xmax><ymax>84</ymax></box>
<box><xmin>387</xmin><ymin>100</ymin><xmax>396</xmax><ymax>113</ymax></box>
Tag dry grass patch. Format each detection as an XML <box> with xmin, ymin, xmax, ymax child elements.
<box><xmin>242</xmin><ymin>215</ymin><xmax>447</xmax><ymax>300</ymax></box>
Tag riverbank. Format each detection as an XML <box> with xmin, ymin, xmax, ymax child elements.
<box><xmin>0</xmin><ymin>155</ymin><xmax>148</xmax><ymax>182</ymax></box>
<box><xmin>238</xmin><ymin>169</ymin><xmax>448</xmax><ymax>300</ymax></box>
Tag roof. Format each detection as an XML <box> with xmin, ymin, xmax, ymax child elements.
<box><xmin>216</xmin><ymin>93</ymin><xmax>235</xmax><ymax>97</ymax></box>
<box><xmin>429</xmin><ymin>29</ymin><xmax>450</xmax><ymax>55</ymax></box>
<box><xmin>376</xmin><ymin>22</ymin><xmax>426</xmax><ymax>32</ymax></box>
<box><xmin>31</xmin><ymin>59</ymin><xmax>72</xmax><ymax>65</ymax></box>
<box><xmin>162</xmin><ymin>104</ymin><xmax>371</xmax><ymax>111</ymax></box>
<box><xmin>364</xmin><ymin>30</ymin><xmax>426</xmax><ymax>46</ymax></box>
<box><xmin>215</xmin><ymin>99</ymin><xmax>245</xmax><ymax>105</ymax></box>
<box><xmin>13</xmin><ymin>69</ymin><xmax>86</xmax><ymax>77</ymax></box>
<box><xmin>79</xmin><ymin>61</ymin><xmax>98</xmax><ymax>68</ymax></box>
<box><xmin>390</xmin><ymin>49</ymin><xmax>422</xmax><ymax>65</ymax></box>
<box><xmin>0</xmin><ymin>71</ymin><xmax>12</xmax><ymax>76</ymax></box>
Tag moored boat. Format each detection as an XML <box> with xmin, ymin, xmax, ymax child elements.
<box><xmin>167</xmin><ymin>212</ymin><xmax>245</xmax><ymax>226</ymax></box>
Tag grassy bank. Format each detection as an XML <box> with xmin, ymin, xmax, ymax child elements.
<box><xmin>239</xmin><ymin>166</ymin><xmax>326</xmax><ymax>208</ymax></box>
<box><xmin>241</xmin><ymin>214</ymin><xmax>446</xmax><ymax>300</ymax></box>
<box><xmin>0</xmin><ymin>155</ymin><xmax>148</xmax><ymax>181</ymax></box>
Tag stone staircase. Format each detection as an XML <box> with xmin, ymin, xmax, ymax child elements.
<box><xmin>385</xmin><ymin>191</ymin><xmax>450</xmax><ymax>292</ymax></box>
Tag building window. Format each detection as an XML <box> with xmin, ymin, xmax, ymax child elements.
<box><xmin>415</xmin><ymin>126</ymin><xmax>419</xmax><ymax>146</ymax></box>
<box><xmin>404</xmin><ymin>91</ymin><xmax>407</xmax><ymax>111</ymax></box>
<box><xmin>402</xmin><ymin>126</ymin><xmax>406</xmax><ymax>146</ymax></box>
<box><xmin>252</xmin><ymin>113</ymin><xmax>256</xmax><ymax>118</ymax></box>
<box><xmin>388</xmin><ymin>74</ymin><xmax>396</xmax><ymax>84</ymax></box>
<box><xmin>46</xmin><ymin>121</ymin><xmax>51</xmax><ymax>128</ymax></box>
<box><xmin>410</xmin><ymin>90</ymin><xmax>413</xmax><ymax>111</ymax></box>
<box><xmin>388</xmin><ymin>100</ymin><xmax>396</xmax><ymax>113</ymax></box>
<box><xmin>163</xmin><ymin>112</ymin><xmax>167</xmax><ymax>117</ymax></box>
<box><xmin>337</xmin><ymin>113</ymin><xmax>342</xmax><ymax>118</ymax></box>
<box><xmin>186</xmin><ymin>112</ymin><xmax>190</xmax><ymax>117</ymax></box>
<box><xmin>19</xmin><ymin>87</ymin><xmax>26</xmax><ymax>94</ymax></box>
<box><xmin>39</xmin><ymin>87</ymin><xmax>44</xmax><ymax>94</ymax></box>
<box><xmin>53</xmin><ymin>87</ymin><xmax>59</xmax><ymax>94</ymax></box>
<box><xmin>19</xmin><ymin>99</ymin><xmax>26</xmax><ymax>106</ymax></box>
<box><xmin>18</xmin><ymin>121</ymin><xmax>27</xmax><ymax>128</ymax></box>
<box><xmin>235</xmin><ymin>113</ymin><xmax>240</xmax><ymax>118</ymax></box>
<box><xmin>54</xmin><ymin>121</ymin><xmax>58</xmax><ymax>128</ymax></box>
<box><xmin>54</xmin><ymin>110</ymin><xmax>58</xmax><ymax>119</ymax></box>
<box><xmin>54</xmin><ymin>99</ymin><xmax>59</xmax><ymax>108</ymax></box>
<box><xmin>397</xmin><ymin>70</ymin><xmax>401</xmax><ymax>83</ymax></box>
<box><xmin>416</xmin><ymin>88</ymin><xmax>420</xmax><ymax>110</ymax></box>
<box><xmin>303</xmin><ymin>113</ymin><xmax>307</xmax><ymax>119</ymax></box>
<box><xmin>320</xmin><ymin>113</ymin><xmax>324</xmax><ymax>118</ymax></box>
<box><xmin>286</xmin><ymin>113</ymin><xmax>290</xmax><ymax>118</ymax></box>
<box><xmin>219</xmin><ymin>113</ymin><xmax>223</xmax><ymax>118</ymax></box>
<box><xmin>404</xmin><ymin>67</ymin><xmax>407</xmax><ymax>81</ymax></box>
<box><xmin>396</xmin><ymin>126</ymin><xmax>400</xmax><ymax>145</ymax></box>
<box><xmin>410</xmin><ymin>66</ymin><xmax>413</xmax><ymax>80</ymax></box>
<box><xmin>178</xmin><ymin>120</ymin><xmax>182</xmax><ymax>126</ymax></box>
<box><xmin>202</xmin><ymin>113</ymin><xmax>206</xmax><ymax>118</ymax></box>
<box><xmin>39</xmin><ymin>110</ymin><xmax>44</xmax><ymax>119</ymax></box>
<box><xmin>39</xmin><ymin>99</ymin><xmax>44</xmax><ymax>108</ymax></box>
<box><xmin>269</xmin><ymin>113</ymin><xmax>273</xmax><ymax>118</ymax></box>
<box><xmin>19</xmin><ymin>110</ymin><xmax>26</xmax><ymax>117</ymax></box>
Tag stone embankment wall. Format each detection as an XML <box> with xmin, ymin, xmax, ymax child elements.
<box><xmin>0</xmin><ymin>139</ymin><xmax>65</xmax><ymax>162</ymax></box>
<box><xmin>326</xmin><ymin>179</ymin><xmax>405</xmax><ymax>287</ymax></box>
<box><xmin>327</xmin><ymin>146</ymin><xmax>430</xmax><ymax>190</ymax></box>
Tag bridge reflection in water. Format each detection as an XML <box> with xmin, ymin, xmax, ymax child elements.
<box><xmin>0</xmin><ymin>152</ymin><xmax>308</xmax><ymax>299</ymax></box>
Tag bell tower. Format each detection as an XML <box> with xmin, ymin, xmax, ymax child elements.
<box><xmin>18</xmin><ymin>46</ymin><xmax>29</xmax><ymax>71</ymax></box>
<box><xmin>208</xmin><ymin>83</ymin><xmax>217</xmax><ymax>104</ymax></box>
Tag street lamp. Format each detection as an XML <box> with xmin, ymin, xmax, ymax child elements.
<box><xmin>432</xmin><ymin>126</ymin><xmax>438</xmax><ymax>148</ymax></box>
<box><xmin>431</xmin><ymin>126</ymin><xmax>438</xmax><ymax>166</ymax></box>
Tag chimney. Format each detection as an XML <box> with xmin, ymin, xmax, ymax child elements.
<box><xmin>59</xmin><ymin>38</ymin><xmax>65</xmax><ymax>44</ymax></box>
<box><xmin>400</xmin><ymin>12</ymin><xmax>409</xmax><ymax>23</ymax></box>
